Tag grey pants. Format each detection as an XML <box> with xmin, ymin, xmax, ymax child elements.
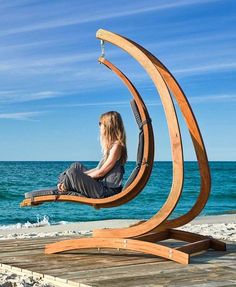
<box><xmin>58</xmin><ymin>162</ymin><xmax>108</xmax><ymax>198</ymax></box>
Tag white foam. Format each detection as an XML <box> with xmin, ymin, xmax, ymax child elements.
<box><xmin>0</xmin><ymin>215</ymin><xmax>51</xmax><ymax>230</ymax></box>
<box><xmin>57</xmin><ymin>220</ymin><xmax>69</xmax><ymax>225</ymax></box>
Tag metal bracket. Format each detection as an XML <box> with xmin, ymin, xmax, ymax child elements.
<box><xmin>100</xmin><ymin>40</ymin><xmax>105</xmax><ymax>58</ymax></box>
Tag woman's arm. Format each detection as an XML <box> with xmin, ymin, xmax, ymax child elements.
<box><xmin>88</xmin><ymin>144</ymin><xmax>122</xmax><ymax>179</ymax></box>
<box><xmin>84</xmin><ymin>168</ymin><xmax>97</xmax><ymax>175</ymax></box>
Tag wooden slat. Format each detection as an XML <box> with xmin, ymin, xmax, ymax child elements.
<box><xmin>170</xmin><ymin>229</ymin><xmax>206</xmax><ymax>242</ymax></box>
<box><xmin>134</xmin><ymin>230</ymin><xmax>170</xmax><ymax>242</ymax></box>
<box><xmin>169</xmin><ymin>229</ymin><xmax>226</xmax><ymax>252</ymax></box>
<box><xmin>209</xmin><ymin>238</ymin><xmax>227</xmax><ymax>251</ymax></box>
<box><xmin>175</xmin><ymin>239</ymin><xmax>211</xmax><ymax>254</ymax></box>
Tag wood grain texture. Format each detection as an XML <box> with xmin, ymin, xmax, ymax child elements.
<box><xmin>45</xmin><ymin>237</ymin><xmax>189</xmax><ymax>265</ymax></box>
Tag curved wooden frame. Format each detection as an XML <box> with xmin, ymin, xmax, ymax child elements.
<box><xmin>94</xmin><ymin>29</ymin><xmax>185</xmax><ymax>238</ymax></box>
<box><xmin>45</xmin><ymin>29</ymin><xmax>226</xmax><ymax>264</ymax></box>
<box><xmin>93</xmin><ymin>29</ymin><xmax>209</xmax><ymax>237</ymax></box>
<box><xmin>20</xmin><ymin>58</ymin><xmax>154</xmax><ymax>209</ymax></box>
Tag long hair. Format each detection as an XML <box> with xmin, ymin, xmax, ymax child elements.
<box><xmin>99</xmin><ymin>111</ymin><xmax>127</xmax><ymax>165</ymax></box>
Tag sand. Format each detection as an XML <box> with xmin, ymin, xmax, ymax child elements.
<box><xmin>0</xmin><ymin>214</ymin><xmax>235</xmax><ymax>241</ymax></box>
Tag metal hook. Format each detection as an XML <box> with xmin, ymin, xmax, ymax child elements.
<box><xmin>100</xmin><ymin>40</ymin><xmax>105</xmax><ymax>58</ymax></box>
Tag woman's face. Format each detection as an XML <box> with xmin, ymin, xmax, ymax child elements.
<box><xmin>99</xmin><ymin>121</ymin><xmax>105</xmax><ymax>135</ymax></box>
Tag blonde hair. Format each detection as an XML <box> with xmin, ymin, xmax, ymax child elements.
<box><xmin>99</xmin><ymin>111</ymin><xmax>127</xmax><ymax>165</ymax></box>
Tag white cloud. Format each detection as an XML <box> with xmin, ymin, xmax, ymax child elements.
<box><xmin>0</xmin><ymin>111</ymin><xmax>45</xmax><ymax>120</ymax></box>
<box><xmin>0</xmin><ymin>40</ymin><xmax>56</xmax><ymax>51</ymax></box>
<box><xmin>0</xmin><ymin>50</ymin><xmax>112</xmax><ymax>73</ymax></box>
<box><xmin>1</xmin><ymin>0</ymin><xmax>221</xmax><ymax>36</ymax></box>
<box><xmin>189</xmin><ymin>94</ymin><xmax>236</xmax><ymax>103</ymax></box>
<box><xmin>174</xmin><ymin>62</ymin><xmax>236</xmax><ymax>75</ymax></box>
<box><xmin>0</xmin><ymin>90</ymin><xmax>61</xmax><ymax>103</ymax></box>
<box><xmin>46</xmin><ymin>93</ymin><xmax>236</xmax><ymax>110</ymax></box>
<box><xmin>47</xmin><ymin>100</ymin><xmax>130</xmax><ymax>109</ymax></box>
<box><xmin>115</xmin><ymin>61</ymin><xmax>236</xmax><ymax>83</ymax></box>
<box><xmin>148</xmin><ymin>94</ymin><xmax>236</xmax><ymax>105</ymax></box>
<box><xmin>146</xmin><ymin>32</ymin><xmax>236</xmax><ymax>51</ymax></box>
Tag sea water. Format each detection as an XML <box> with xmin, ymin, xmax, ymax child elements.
<box><xmin>0</xmin><ymin>161</ymin><xmax>235</xmax><ymax>229</ymax></box>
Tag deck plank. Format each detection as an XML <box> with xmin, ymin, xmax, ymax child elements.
<box><xmin>0</xmin><ymin>237</ymin><xmax>235</xmax><ymax>287</ymax></box>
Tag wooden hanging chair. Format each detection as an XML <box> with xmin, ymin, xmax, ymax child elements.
<box><xmin>20</xmin><ymin>58</ymin><xmax>154</xmax><ymax>209</ymax></box>
<box><xmin>43</xmin><ymin>29</ymin><xmax>226</xmax><ymax>264</ymax></box>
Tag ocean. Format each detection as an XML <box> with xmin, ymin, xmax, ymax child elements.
<box><xmin>0</xmin><ymin>161</ymin><xmax>235</xmax><ymax>229</ymax></box>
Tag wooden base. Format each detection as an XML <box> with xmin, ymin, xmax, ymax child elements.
<box><xmin>45</xmin><ymin>229</ymin><xmax>226</xmax><ymax>265</ymax></box>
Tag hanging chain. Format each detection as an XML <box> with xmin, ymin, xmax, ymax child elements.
<box><xmin>100</xmin><ymin>40</ymin><xmax>105</xmax><ymax>58</ymax></box>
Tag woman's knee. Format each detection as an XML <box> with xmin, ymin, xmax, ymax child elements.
<box><xmin>70</xmin><ymin>162</ymin><xmax>85</xmax><ymax>171</ymax></box>
<box><xmin>66</xmin><ymin>166</ymin><xmax>84</xmax><ymax>184</ymax></box>
<box><xmin>67</xmin><ymin>166</ymin><xmax>78</xmax><ymax>176</ymax></box>
<box><xmin>70</xmin><ymin>162</ymin><xmax>80</xmax><ymax>168</ymax></box>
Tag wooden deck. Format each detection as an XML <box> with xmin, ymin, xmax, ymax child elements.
<box><xmin>0</xmin><ymin>235</ymin><xmax>235</xmax><ymax>287</ymax></box>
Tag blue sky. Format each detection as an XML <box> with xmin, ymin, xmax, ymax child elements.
<box><xmin>0</xmin><ymin>0</ymin><xmax>235</xmax><ymax>161</ymax></box>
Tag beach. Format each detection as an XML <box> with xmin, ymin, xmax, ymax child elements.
<box><xmin>0</xmin><ymin>214</ymin><xmax>235</xmax><ymax>286</ymax></box>
<box><xmin>0</xmin><ymin>215</ymin><xmax>236</xmax><ymax>242</ymax></box>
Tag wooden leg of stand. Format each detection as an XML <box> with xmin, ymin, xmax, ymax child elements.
<box><xmin>45</xmin><ymin>237</ymin><xmax>190</xmax><ymax>265</ymax></box>
<box><xmin>170</xmin><ymin>229</ymin><xmax>226</xmax><ymax>251</ymax></box>
<box><xmin>170</xmin><ymin>229</ymin><xmax>205</xmax><ymax>242</ymax></box>
<box><xmin>134</xmin><ymin>230</ymin><xmax>170</xmax><ymax>242</ymax></box>
<box><xmin>209</xmin><ymin>238</ymin><xmax>227</xmax><ymax>251</ymax></box>
<box><xmin>176</xmin><ymin>239</ymin><xmax>211</xmax><ymax>254</ymax></box>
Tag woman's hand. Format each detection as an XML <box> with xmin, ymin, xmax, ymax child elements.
<box><xmin>57</xmin><ymin>183</ymin><xmax>66</xmax><ymax>192</ymax></box>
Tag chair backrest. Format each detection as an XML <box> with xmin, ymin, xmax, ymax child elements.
<box><xmin>123</xmin><ymin>99</ymin><xmax>151</xmax><ymax>190</ymax></box>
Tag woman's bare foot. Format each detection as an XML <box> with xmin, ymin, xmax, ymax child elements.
<box><xmin>57</xmin><ymin>183</ymin><xmax>66</xmax><ymax>192</ymax></box>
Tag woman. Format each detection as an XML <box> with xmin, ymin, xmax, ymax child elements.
<box><xmin>57</xmin><ymin>111</ymin><xmax>127</xmax><ymax>198</ymax></box>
